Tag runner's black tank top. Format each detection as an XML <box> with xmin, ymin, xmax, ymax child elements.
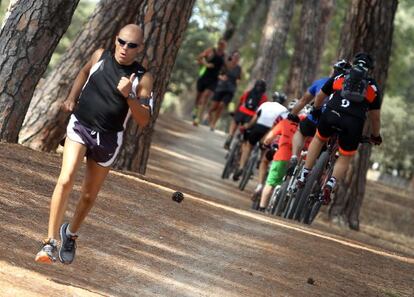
<box><xmin>200</xmin><ymin>49</ymin><xmax>225</xmax><ymax>81</ymax></box>
<box><xmin>74</xmin><ymin>50</ymin><xmax>146</xmax><ymax>132</ymax></box>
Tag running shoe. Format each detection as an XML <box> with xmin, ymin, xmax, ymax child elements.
<box><xmin>35</xmin><ymin>238</ymin><xmax>57</xmax><ymax>264</ymax></box>
<box><xmin>58</xmin><ymin>223</ymin><xmax>78</xmax><ymax>264</ymax></box>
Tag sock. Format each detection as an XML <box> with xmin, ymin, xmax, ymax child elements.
<box><xmin>66</xmin><ymin>224</ymin><xmax>77</xmax><ymax>237</ymax></box>
<box><xmin>326</xmin><ymin>177</ymin><xmax>337</xmax><ymax>190</ymax></box>
<box><xmin>254</xmin><ymin>184</ymin><xmax>263</xmax><ymax>192</ymax></box>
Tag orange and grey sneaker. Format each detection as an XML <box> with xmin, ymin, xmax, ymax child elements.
<box><xmin>35</xmin><ymin>238</ymin><xmax>57</xmax><ymax>264</ymax></box>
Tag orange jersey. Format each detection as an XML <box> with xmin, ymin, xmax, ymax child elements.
<box><xmin>272</xmin><ymin>119</ymin><xmax>299</xmax><ymax>161</ymax></box>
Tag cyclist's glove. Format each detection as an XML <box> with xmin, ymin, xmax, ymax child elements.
<box><xmin>287</xmin><ymin>113</ymin><xmax>300</xmax><ymax>123</ymax></box>
<box><xmin>310</xmin><ymin>106</ymin><xmax>322</xmax><ymax>119</ymax></box>
<box><xmin>370</xmin><ymin>134</ymin><xmax>382</xmax><ymax>145</ymax></box>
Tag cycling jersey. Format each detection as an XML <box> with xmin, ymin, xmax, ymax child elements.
<box><xmin>256</xmin><ymin>102</ymin><xmax>288</xmax><ymax>128</ymax></box>
<box><xmin>238</xmin><ymin>91</ymin><xmax>267</xmax><ymax>116</ymax></box>
<box><xmin>322</xmin><ymin>75</ymin><xmax>381</xmax><ymax>119</ymax></box>
<box><xmin>74</xmin><ymin>50</ymin><xmax>147</xmax><ymax>133</ymax></box>
<box><xmin>271</xmin><ymin>119</ymin><xmax>299</xmax><ymax>161</ymax></box>
<box><xmin>308</xmin><ymin>77</ymin><xmax>329</xmax><ymax>96</ymax></box>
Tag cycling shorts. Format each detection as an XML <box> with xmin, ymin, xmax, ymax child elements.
<box><xmin>299</xmin><ymin>116</ymin><xmax>317</xmax><ymax>137</ymax></box>
<box><xmin>212</xmin><ymin>90</ymin><xmax>234</xmax><ymax>105</ymax></box>
<box><xmin>65</xmin><ymin>115</ymin><xmax>123</xmax><ymax>167</ymax></box>
<box><xmin>233</xmin><ymin>111</ymin><xmax>252</xmax><ymax>125</ymax></box>
<box><xmin>244</xmin><ymin>124</ymin><xmax>269</xmax><ymax>146</ymax></box>
<box><xmin>316</xmin><ymin>108</ymin><xmax>364</xmax><ymax>156</ymax></box>
<box><xmin>266</xmin><ymin>160</ymin><xmax>288</xmax><ymax>187</ymax></box>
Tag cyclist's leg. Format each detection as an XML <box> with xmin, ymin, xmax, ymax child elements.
<box><xmin>47</xmin><ymin>138</ymin><xmax>87</xmax><ymax>239</ymax></box>
<box><xmin>259</xmin><ymin>160</ymin><xmax>287</xmax><ymax>208</ymax></box>
<box><xmin>291</xmin><ymin>129</ymin><xmax>305</xmax><ymax>158</ymax></box>
<box><xmin>258</xmin><ymin>151</ymin><xmax>270</xmax><ymax>186</ymax></box>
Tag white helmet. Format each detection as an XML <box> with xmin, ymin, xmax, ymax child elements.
<box><xmin>301</xmin><ymin>104</ymin><xmax>312</xmax><ymax>114</ymax></box>
<box><xmin>287</xmin><ymin>99</ymin><xmax>298</xmax><ymax>111</ymax></box>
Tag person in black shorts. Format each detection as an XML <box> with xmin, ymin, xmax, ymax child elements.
<box><xmin>192</xmin><ymin>39</ymin><xmax>226</xmax><ymax>126</ymax></box>
<box><xmin>207</xmin><ymin>50</ymin><xmax>242</xmax><ymax>131</ymax></box>
<box><xmin>297</xmin><ymin>53</ymin><xmax>382</xmax><ymax>205</ymax></box>
<box><xmin>35</xmin><ymin>24</ymin><xmax>153</xmax><ymax>265</ymax></box>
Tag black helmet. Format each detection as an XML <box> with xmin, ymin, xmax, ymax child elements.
<box><xmin>333</xmin><ymin>59</ymin><xmax>351</xmax><ymax>75</ymax></box>
<box><xmin>253</xmin><ymin>79</ymin><xmax>267</xmax><ymax>93</ymax></box>
<box><xmin>272</xmin><ymin>91</ymin><xmax>287</xmax><ymax>104</ymax></box>
<box><xmin>353</xmin><ymin>52</ymin><xmax>374</xmax><ymax>69</ymax></box>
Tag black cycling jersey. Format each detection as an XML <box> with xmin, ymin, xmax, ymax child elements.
<box><xmin>74</xmin><ymin>50</ymin><xmax>146</xmax><ymax>133</ymax></box>
<box><xmin>322</xmin><ymin>74</ymin><xmax>381</xmax><ymax>120</ymax></box>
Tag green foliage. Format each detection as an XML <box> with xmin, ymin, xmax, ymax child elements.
<box><xmin>0</xmin><ymin>0</ymin><xmax>10</xmax><ymax>23</ymax></box>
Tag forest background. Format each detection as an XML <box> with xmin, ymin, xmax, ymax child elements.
<box><xmin>0</xmin><ymin>0</ymin><xmax>412</xmax><ymax>180</ymax></box>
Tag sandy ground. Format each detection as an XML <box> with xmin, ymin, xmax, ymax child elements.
<box><xmin>0</xmin><ymin>114</ymin><xmax>413</xmax><ymax>297</ymax></box>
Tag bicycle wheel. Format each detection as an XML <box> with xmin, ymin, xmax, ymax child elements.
<box><xmin>239</xmin><ymin>153</ymin><xmax>256</xmax><ymax>190</ymax></box>
<box><xmin>273</xmin><ymin>178</ymin><xmax>290</xmax><ymax>216</ymax></box>
<box><xmin>266</xmin><ymin>186</ymin><xmax>280</xmax><ymax>214</ymax></box>
<box><xmin>304</xmin><ymin>200</ymin><xmax>323</xmax><ymax>224</ymax></box>
<box><xmin>251</xmin><ymin>192</ymin><xmax>260</xmax><ymax>210</ymax></box>
<box><xmin>293</xmin><ymin>151</ymin><xmax>329</xmax><ymax>221</ymax></box>
<box><xmin>221</xmin><ymin>143</ymin><xmax>240</xmax><ymax>179</ymax></box>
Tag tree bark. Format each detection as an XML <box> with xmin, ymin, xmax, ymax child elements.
<box><xmin>226</xmin><ymin>0</ymin><xmax>270</xmax><ymax>53</ymax></box>
<box><xmin>113</xmin><ymin>0</ymin><xmax>195</xmax><ymax>174</ymax></box>
<box><xmin>19</xmin><ymin>0</ymin><xmax>144</xmax><ymax>151</ymax></box>
<box><xmin>329</xmin><ymin>0</ymin><xmax>398</xmax><ymax>228</ymax></box>
<box><xmin>0</xmin><ymin>0</ymin><xmax>79</xmax><ymax>142</ymax></box>
<box><xmin>284</xmin><ymin>0</ymin><xmax>334</xmax><ymax>98</ymax></box>
<box><xmin>249</xmin><ymin>0</ymin><xmax>295</xmax><ymax>89</ymax></box>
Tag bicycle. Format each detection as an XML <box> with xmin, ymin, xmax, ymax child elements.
<box><xmin>221</xmin><ymin>130</ymin><xmax>242</xmax><ymax>179</ymax></box>
<box><xmin>295</xmin><ymin>135</ymin><xmax>371</xmax><ymax>224</ymax></box>
<box><xmin>238</xmin><ymin>142</ymin><xmax>260</xmax><ymax>191</ymax></box>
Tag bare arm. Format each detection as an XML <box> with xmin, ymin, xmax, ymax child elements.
<box><xmin>126</xmin><ymin>72</ymin><xmax>153</xmax><ymax>127</ymax></box>
<box><xmin>62</xmin><ymin>48</ymin><xmax>104</xmax><ymax>112</ymax></box>
<box><xmin>196</xmin><ymin>48</ymin><xmax>214</xmax><ymax>68</ymax></box>
<box><xmin>313</xmin><ymin>90</ymin><xmax>328</xmax><ymax>109</ymax></box>
<box><xmin>291</xmin><ymin>91</ymin><xmax>314</xmax><ymax>115</ymax></box>
<box><xmin>368</xmin><ymin>109</ymin><xmax>381</xmax><ymax>136</ymax></box>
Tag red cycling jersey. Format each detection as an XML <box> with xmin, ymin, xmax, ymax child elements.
<box><xmin>237</xmin><ymin>91</ymin><xmax>267</xmax><ymax>116</ymax></box>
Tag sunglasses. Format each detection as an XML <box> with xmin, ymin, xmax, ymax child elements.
<box><xmin>117</xmin><ymin>37</ymin><xmax>138</xmax><ymax>49</ymax></box>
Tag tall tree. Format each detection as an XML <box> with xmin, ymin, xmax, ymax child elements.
<box><xmin>284</xmin><ymin>0</ymin><xmax>334</xmax><ymax>98</ymax></box>
<box><xmin>19</xmin><ymin>0</ymin><xmax>143</xmax><ymax>151</ymax></box>
<box><xmin>226</xmin><ymin>0</ymin><xmax>270</xmax><ymax>53</ymax></box>
<box><xmin>249</xmin><ymin>0</ymin><xmax>295</xmax><ymax>89</ymax></box>
<box><xmin>0</xmin><ymin>0</ymin><xmax>79</xmax><ymax>142</ymax></box>
<box><xmin>114</xmin><ymin>0</ymin><xmax>195</xmax><ymax>173</ymax></box>
<box><xmin>329</xmin><ymin>0</ymin><xmax>398</xmax><ymax>229</ymax></box>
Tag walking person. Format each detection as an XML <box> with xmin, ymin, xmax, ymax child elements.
<box><xmin>35</xmin><ymin>24</ymin><xmax>153</xmax><ymax>264</ymax></box>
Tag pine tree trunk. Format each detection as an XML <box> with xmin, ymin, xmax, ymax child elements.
<box><xmin>284</xmin><ymin>0</ymin><xmax>334</xmax><ymax>98</ymax></box>
<box><xmin>0</xmin><ymin>0</ymin><xmax>79</xmax><ymax>142</ymax></box>
<box><xmin>113</xmin><ymin>0</ymin><xmax>195</xmax><ymax>174</ymax></box>
<box><xmin>226</xmin><ymin>0</ymin><xmax>270</xmax><ymax>53</ymax></box>
<box><xmin>19</xmin><ymin>0</ymin><xmax>143</xmax><ymax>151</ymax></box>
<box><xmin>249</xmin><ymin>0</ymin><xmax>295</xmax><ymax>89</ymax></box>
<box><xmin>329</xmin><ymin>0</ymin><xmax>398</xmax><ymax>228</ymax></box>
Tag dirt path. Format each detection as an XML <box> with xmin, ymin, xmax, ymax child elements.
<box><xmin>0</xmin><ymin>114</ymin><xmax>413</xmax><ymax>297</ymax></box>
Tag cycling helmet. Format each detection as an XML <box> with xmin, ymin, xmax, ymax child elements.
<box><xmin>352</xmin><ymin>52</ymin><xmax>374</xmax><ymax>69</ymax></box>
<box><xmin>272</xmin><ymin>91</ymin><xmax>287</xmax><ymax>104</ymax></box>
<box><xmin>302</xmin><ymin>104</ymin><xmax>312</xmax><ymax>114</ymax></box>
<box><xmin>287</xmin><ymin>99</ymin><xmax>298</xmax><ymax>111</ymax></box>
<box><xmin>253</xmin><ymin>79</ymin><xmax>267</xmax><ymax>93</ymax></box>
<box><xmin>333</xmin><ymin>59</ymin><xmax>351</xmax><ymax>75</ymax></box>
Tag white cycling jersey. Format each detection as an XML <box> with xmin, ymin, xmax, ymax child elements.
<box><xmin>256</xmin><ymin>102</ymin><xmax>288</xmax><ymax>128</ymax></box>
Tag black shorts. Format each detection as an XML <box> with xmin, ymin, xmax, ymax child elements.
<box><xmin>244</xmin><ymin>124</ymin><xmax>270</xmax><ymax>146</ymax></box>
<box><xmin>197</xmin><ymin>77</ymin><xmax>217</xmax><ymax>93</ymax></box>
<box><xmin>66</xmin><ymin>115</ymin><xmax>122</xmax><ymax>167</ymax></box>
<box><xmin>299</xmin><ymin>116</ymin><xmax>317</xmax><ymax>137</ymax></box>
<box><xmin>316</xmin><ymin>108</ymin><xmax>364</xmax><ymax>155</ymax></box>
<box><xmin>233</xmin><ymin>111</ymin><xmax>252</xmax><ymax>125</ymax></box>
<box><xmin>212</xmin><ymin>90</ymin><xmax>234</xmax><ymax>105</ymax></box>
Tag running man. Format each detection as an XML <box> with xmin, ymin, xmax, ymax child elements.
<box><xmin>193</xmin><ymin>39</ymin><xmax>226</xmax><ymax>126</ymax></box>
<box><xmin>35</xmin><ymin>24</ymin><xmax>153</xmax><ymax>264</ymax></box>
<box><xmin>207</xmin><ymin>50</ymin><xmax>242</xmax><ymax>131</ymax></box>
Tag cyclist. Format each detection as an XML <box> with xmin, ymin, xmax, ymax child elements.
<box><xmin>223</xmin><ymin>79</ymin><xmax>268</xmax><ymax>150</ymax></box>
<box><xmin>207</xmin><ymin>50</ymin><xmax>242</xmax><ymax>131</ymax></box>
<box><xmin>257</xmin><ymin>108</ymin><xmax>309</xmax><ymax>211</ymax></box>
<box><xmin>193</xmin><ymin>39</ymin><xmax>226</xmax><ymax>126</ymax></box>
<box><xmin>297</xmin><ymin>52</ymin><xmax>382</xmax><ymax>205</ymax></box>
<box><xmin>287</xmin><ymin>60</ymin><xmax>351</xmax><ymax>175</ymax></box>
<box><xmin>232</xmin><ymin>92</ymin><xmax>288</xmax><ymax>181</ymax></box>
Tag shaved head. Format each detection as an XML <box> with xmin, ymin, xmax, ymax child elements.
<box><xmin>119</xmin><ymin>24</ymin><xmax>143</xmax><ymax>43</ymax></box>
